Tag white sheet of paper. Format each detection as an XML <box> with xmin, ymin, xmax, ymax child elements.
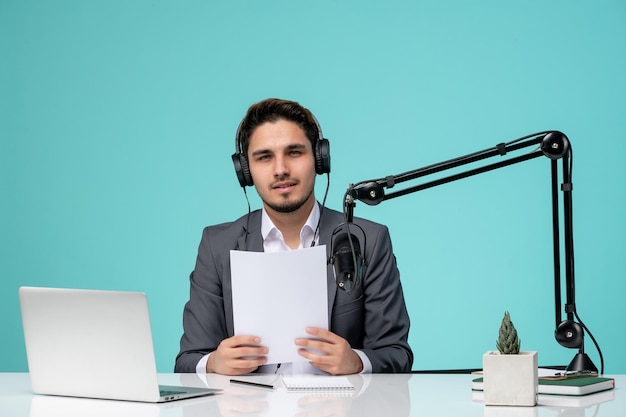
<box><xmin>230</xmin><ymin>245</ymin><xmax>329</xmax><ymax>364</ymax></box>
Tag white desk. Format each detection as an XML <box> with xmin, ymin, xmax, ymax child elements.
<box><xmin>0</xmin><ymin>373</ymin><xmax>622</xmax><ymax>417</ymax></box>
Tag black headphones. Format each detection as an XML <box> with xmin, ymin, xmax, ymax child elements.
<box><xmin>231</xmin><ymin>115</ymin><xmax>331</xmax><ymax>187</ymax></box>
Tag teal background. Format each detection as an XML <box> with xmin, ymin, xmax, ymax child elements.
<box><xmin>2</xmin><ymin>1</ymin><xmax>624</xmax><ymax>373</ymax></box>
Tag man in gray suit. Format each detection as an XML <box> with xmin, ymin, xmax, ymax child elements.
<box><xmin>175</xmin><ymin>98</ymin><xmax>412</xmax><ymax>375</ymax></box>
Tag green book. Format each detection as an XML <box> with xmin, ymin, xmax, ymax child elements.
<box><xmin>472</xmin><ymin>376</ymin><xmax>615</xmax><ymax>396</ymax></box>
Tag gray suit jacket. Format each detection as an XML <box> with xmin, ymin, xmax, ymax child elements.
<box><xmin>174</xmin><ymin>205</ymin><xmax>413</xmax><ymax>373</ymax></box>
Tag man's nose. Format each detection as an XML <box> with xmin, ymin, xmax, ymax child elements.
<box><xmin>273</xmin><ymin>155</ymin><xmax>289</xmax><ymax>176</ymax></box>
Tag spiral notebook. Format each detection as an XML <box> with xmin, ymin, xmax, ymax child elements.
<box><xmin>282</xmin><ymin>376</ymin><xmax>354</xmax><ymax>392</ymax></box>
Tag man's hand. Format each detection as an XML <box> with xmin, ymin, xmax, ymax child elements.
<box><xmin>295</xmin><ymin>327</ymin><xmax>363</xmax><ymax>375</ymax></box>
<box><xmin>207</xmin><ymin>335</ymin><xmax>268</xmax><ymax>375</ymax></box>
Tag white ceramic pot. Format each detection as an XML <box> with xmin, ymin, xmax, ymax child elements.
<box><xmin>482</xmin><ymin>350</ymin><xmax>538</xmax><ymax>406</ymax></box>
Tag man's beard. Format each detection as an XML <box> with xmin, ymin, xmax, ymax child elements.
<box><xmin>262</xmin><ymin>188</ymin><xmax>314</xmax><ymax>213</ymax></box>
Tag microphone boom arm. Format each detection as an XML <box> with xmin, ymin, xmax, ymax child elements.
<box><xmin>346</xmin><ymin>130</ymin><xmax>601</xmax><ymax>373</ymax></box>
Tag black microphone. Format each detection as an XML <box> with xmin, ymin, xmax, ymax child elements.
<box><xmin>331</xmin><ymin>232</ymin><xmax>362</xmax><ymax>294</ymax></box>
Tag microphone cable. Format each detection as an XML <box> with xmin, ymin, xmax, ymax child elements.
<box><xmin>574</xmin><ymin>310</ymin><xmax>604</xmax><ymax>375</ymax></box>
<box><xmin>242</xmin><ymin>186</ymin><xmax>251</xmax><ymax>251</ymax></box>
<box><xmin>311</xmin><ymin>173</ymin><xmax>330</xmax><ymax>247</ymax></box>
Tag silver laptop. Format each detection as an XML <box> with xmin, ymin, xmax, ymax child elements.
<box><xmin>19</xmin><ymin>286</ymin><xmax>221</xmax><ymax>402</ymax></box>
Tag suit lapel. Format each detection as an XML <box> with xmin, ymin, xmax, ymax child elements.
<box><xmin>236</xmin><ymin>211</ymin><xmax>264</xmax><ymax>252</ymax></box>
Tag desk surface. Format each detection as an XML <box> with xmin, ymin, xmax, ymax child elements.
<box><xmin>0</xmin><ymin>373</ymin><xmax>622</xmax><ymax>417</ymax></box>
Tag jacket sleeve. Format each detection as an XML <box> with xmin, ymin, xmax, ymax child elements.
<box><xmin>358</xmin><ymin>223</ymin><xmax>413</xmax><ymax>373</ymax></box>
<box><xmin>174</xmin><ymin>226</ymin><xmax>233</xmax><ymax>373</ymax></box>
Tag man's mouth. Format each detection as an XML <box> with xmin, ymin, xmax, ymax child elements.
<box><xmin>272</xmin><ymin>180</ymin><xmax>298</xmax><ymax>192</ymax></box>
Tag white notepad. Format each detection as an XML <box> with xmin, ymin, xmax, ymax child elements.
<box><xmin>282</xmin><ymin>376</ymin><xmax>354</xmax><ymax>391</ymax></box>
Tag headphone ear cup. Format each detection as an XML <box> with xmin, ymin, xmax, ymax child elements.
<box><xmin>315</xmin><ymin>138</ymin><xmax>331</xmax><ymax>175</ymax></box>
<box><xmin>232</xmin><ymin>152</ymin><xmax>254</xmax><ymax>187</ymax></box>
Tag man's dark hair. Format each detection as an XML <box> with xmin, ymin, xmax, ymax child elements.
<box><xmin>237</xmin><ymin>98</ymin><xmax>320</xmax><ymax>156</ymax></box>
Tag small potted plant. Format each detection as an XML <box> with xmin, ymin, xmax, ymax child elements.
<box><xmin>482</xmin><ymin>311</ymin><xmax>538</xmax><ymax>406</ymax></box>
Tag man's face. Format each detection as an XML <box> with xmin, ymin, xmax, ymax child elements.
<box><xmin>247</xmin><ymin>119</ymin><xmax>317</xmax><ymax>215</ymax></box>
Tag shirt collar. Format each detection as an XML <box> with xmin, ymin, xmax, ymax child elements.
<box><xmin>261</xmin><ymin>203</ymin><xmax>320</xmax><ymax>250</ymax></box>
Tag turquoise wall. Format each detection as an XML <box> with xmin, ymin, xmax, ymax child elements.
<box><xmin>2</xmin><ymin>0</ymin><xmax>624</xmax><ymax>373</ymax></box>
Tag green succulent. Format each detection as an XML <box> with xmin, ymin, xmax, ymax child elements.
<box><xmin>496</xmin><ymin>311</ymin><xmax>520</xmax><ymax>354</ymax></box>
